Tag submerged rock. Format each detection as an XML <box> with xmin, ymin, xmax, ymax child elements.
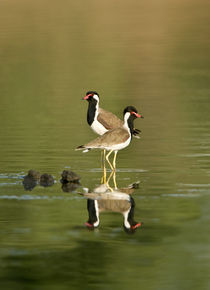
<box><xmin>40</xmin><ymin>174</ymin><xmax>54</xmax><ymax>187</ymax></box>
<box><xmin>60</xmin><ymin>170</ymin><xmax>80</xmax><ymax>183</ymax></box>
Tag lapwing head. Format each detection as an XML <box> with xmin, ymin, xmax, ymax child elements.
<box><xmin>83</xmin><ymin>91</ymin><xmax>100</xmax><ymax>103</ymax></box>
<box><xmin>123</xmin><ymin>106</ymin><xmax>143</xmax><ymax>127</ymax></box>
<box><xmin>123</xmin><ymin>106</ymin><xmax>143</xmax><ymax>119</ymax></box>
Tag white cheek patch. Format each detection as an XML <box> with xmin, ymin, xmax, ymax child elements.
<box><xmin>93</xmin><ymin>94</ymin><xmax>99</xmax><ymax>103</ymax></box>
<box><xmin>124</xmin><ymin>112</ymin><xmax>130</xmax><ymax>122</ymax></box>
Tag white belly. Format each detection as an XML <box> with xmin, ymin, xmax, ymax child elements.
<box><xmin>91</xmin><ymin>120</ymin><xmax>108</xmax><ymax>135</ymax></box>
<box><xmin>105</xmin><ymin>135</ymin><xmax>131</xmax><ymax>151</ymax></box>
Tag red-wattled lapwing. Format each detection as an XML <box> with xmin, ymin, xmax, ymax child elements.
<box><xmin>83</xmin><ymin>91</ymin><xmax>141</xmax><ymax>137</ymax></box>
<box><xmin>83</xmin><ymin>92</ymin><xmax>141</xmax><ymax>177</ymax></box>
<box><xmin>76</xmin><ymin>106</ymin><xmax>143</xmax><ymax>171</ymax></box>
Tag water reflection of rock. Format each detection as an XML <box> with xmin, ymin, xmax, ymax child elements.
<box><xmin>22</xmin><ymin>170</ymin><xmax>41</xmax><ymax>191</ymax></box>
<box><xmin>22</xmin><ymin>170</ymin><xmax>54</xmax><ymax>191</ymax></box>
<box><xmin>61</xmin><ymin>182</ymin><xmax>80</xmax><ymax>193</ymax></box>
<box><xmin>81</xmin><ymin>177</ymin><xmax>142</xmax><ymax>233</ymax></box>
<box><xmin>22</xmin><ymin>169</ymin><xmax>81</xmax><ymax>192</ymax></box>
<box><xmin>22</xmin><ymin>175</ymin><xmax>38</xmax><ymax>191</ymax></box>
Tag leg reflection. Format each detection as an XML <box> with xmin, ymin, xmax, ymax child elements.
<box><xmin>101</xmin><ymin>149</ymin><xmax>107</xmax><ymax>184</ymax></box>
<box><xmin>106</xmin><ymin>171</ymin><xmax>114</xmax><ymax>192</ymax></box>
<box><xmin>113</xmin><ymin>170</ymin><xmax>117</xmax><ymax>190</ymax></box>
<box><xmin>104</xmin><ymin>170</ymin><xmax>118</xmax><ymax>191</ymax></box>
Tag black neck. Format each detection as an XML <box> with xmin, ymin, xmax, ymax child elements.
<box><xmin>87</xmin><ymin>99</ymin><xmax>97</xmax><ymax>126</ymax></box>
<box><xmin>127</xmin><ymin>116</ymin><xmax>135</xmax><ymax>136</ymax></box>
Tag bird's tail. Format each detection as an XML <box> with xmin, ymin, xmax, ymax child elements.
<box><xmin>75</xmin><ymin>145</ymin><xmax>91</xmax><ymax>153</ymax></box>
<box><xmin>75</xmin><ymin>145</ymin><xmax>85</xmax><ymax>150</ymax></box>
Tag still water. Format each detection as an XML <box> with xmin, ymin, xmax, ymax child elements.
<box><xmin>0</xmin><ymin>0</ymin><xmax>210</xmax><ymax>289</ymax></box>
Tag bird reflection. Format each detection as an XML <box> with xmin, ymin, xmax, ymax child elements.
<box><xmin>81</xmin><ymin>171</ymin><xmax>142</xmax><ymax>233</ymax></box>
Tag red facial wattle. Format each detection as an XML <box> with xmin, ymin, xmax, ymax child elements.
<box><xmin>83</xmin><ymin>94</ymin><xmax>93</xmax><ymax>100</ymax></box>
<box><xmin>131</xmin><ymin>111</ymin><xmax>143</xmax><ymax>118</ymax></box>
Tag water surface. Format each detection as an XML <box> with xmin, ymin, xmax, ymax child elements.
<box><xmin>0</xmin><ymin>1</ymin><xmax>210</xmax><ymax>289</ymax></box>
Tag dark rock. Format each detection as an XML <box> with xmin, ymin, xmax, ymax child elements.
<box><xmin>61</xmin><ymin>170</ymin><xmax>80</xmax><ymax>183</ymax></box>
<box><xmin>27</xmin><ymin>169</ymin><xmax>41</xmax><ymax>181</ymax></box>
<box><xmin>40</xmin><ymin>174</ymin><xmax>54</xmax><ymax>187</ymax></box>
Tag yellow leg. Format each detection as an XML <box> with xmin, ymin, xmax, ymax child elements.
<box><xmin>103</xmin><ymin>149</ymin><xmax>106</xmax><ymax>163</ymax></box>
<box><xmin>101</xmin><ymin>149</ymin><xmax>106</xmax><ymax>165</ymax></box>
<box><xmin>112</xmin><ymin>151</ymin><xmax>118</xmax><ymax>171</ymax></box>
<box><xmin>106</xmin><ymin>150</ymin><xmax>114</xmax><ymax>171</ymax></box>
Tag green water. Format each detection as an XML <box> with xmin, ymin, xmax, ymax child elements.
<box><xmin>1</xmin><ymin>0</ymin><xmax>210</xmax><ymax>289</ymax></box>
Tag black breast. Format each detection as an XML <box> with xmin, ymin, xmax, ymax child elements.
<box><xmin>127</xmin><ymin>115</ymin><xmax>135</xmax><ymax>137</ymax></box>
<box><xmin>87</xmin><ymin>100</ymin><xmax>97</xmax><ymax>126</ymax></box>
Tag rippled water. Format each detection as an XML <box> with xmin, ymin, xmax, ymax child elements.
<box><xmin>1</xmin><ymin>0</ymin><xmax>210</xmax><ymax>289</ymax></box>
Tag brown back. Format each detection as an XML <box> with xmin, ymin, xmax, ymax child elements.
<box><xmin>97</xmin><ymin>108</ymin><xmax>123</xmax><ymax>130</ymax></box>
<box><xmin>85</xmin><ymin>127</ymin><xmax>130</xmax><ymax>148</ymax></box>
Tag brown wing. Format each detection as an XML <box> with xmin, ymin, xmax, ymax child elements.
<box><xmin>97</xmin><ymin>108</ymin><xmax>123</xmax><ymax>130</ymax></box>
<box><xmin>84</xmin><ymin>127</ymin><xmax>130</xmax><ymax>148</ymax></box>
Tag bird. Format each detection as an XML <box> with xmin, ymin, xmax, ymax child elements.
<box><xmin>83</xmin><ymin>91</ymin><xmax>141</xmax><ymax>137</ymax></box>
<box><xmin>76</xmin><ymin>106</ymin><xmax>143</xmax><ymax>171</ymax></box>
<box><xmin>82</xmin><ymin>92</ymin><xmax>141</xmax><ymax>176</ymax></box>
